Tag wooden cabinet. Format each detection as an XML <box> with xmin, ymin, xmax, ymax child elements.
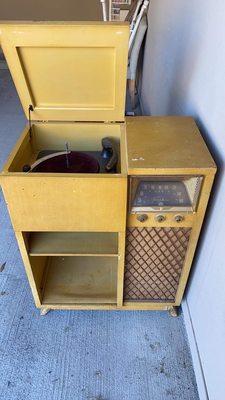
<box><xmin>0</xmin><ymin>22</ymin><xmax>216</xmax><ymax>314</ymax></box>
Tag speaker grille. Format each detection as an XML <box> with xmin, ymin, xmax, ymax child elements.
<box><xmin>124</xmin><ymin>227</ymin><xmax>191</xmax><ymax>302</ymax></box>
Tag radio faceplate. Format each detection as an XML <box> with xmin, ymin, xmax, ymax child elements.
<box><xmin>129</xmin><ymin>176</ymin><xmax>203</xmax><ymax>213</ymax></box>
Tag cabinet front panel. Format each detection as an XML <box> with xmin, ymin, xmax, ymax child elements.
<box><xmin>1</xmin><ymin>176</ymin><xmax>127</xmax><ymax>232</ymax></box>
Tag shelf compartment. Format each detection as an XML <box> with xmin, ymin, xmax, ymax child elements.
<box><xmin>41</xmin><ymin>256</ymin><xmax>117</xmax><ymax>305</ymax></box>
<box><xmin>28</xmin><ymin>232</ymin><xmax>118</xmax><ymax>256</ymax></box>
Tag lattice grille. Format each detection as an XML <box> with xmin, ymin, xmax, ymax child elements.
<box><xmin>124</xmin><ymin>227</ymin><xmax>191</xmax><ymax>302</ymax></box>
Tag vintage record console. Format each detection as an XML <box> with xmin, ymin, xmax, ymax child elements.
<box><xmin>0</xmin><ymin>22</ymin><xmax>216</xmax><ymax>315</ymax></box>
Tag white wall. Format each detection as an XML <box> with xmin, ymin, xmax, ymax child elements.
<box><xmin>141</xmin><ymin>2</ymin><xmax>225</xmax><ymax>399</ymax></box>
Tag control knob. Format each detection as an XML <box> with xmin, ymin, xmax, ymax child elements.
<box><xmin>174</xmin><ymin>215</ymin><xmax>184</xmax><ymax>223</ymax></box>
<box><xmin>137</xmin><ymin>214</ymin><xmax>148</xmax><ymax>223</ymax></box>
<box><xmin>155</xmin><ymin>215</ymin><xmax>166</xmax><ymax>223</ymax></box>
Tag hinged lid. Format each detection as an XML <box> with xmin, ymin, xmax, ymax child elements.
<box><xmin>0</xmin><ymin>22</ymin><xmax>129</xmax><ymax>121</ymax></box>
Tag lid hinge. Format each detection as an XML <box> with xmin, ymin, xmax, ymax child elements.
<box><xmin>28</xmin><ymin>105</ymin><xmax>34</xmax><ymax>138</ymax></box>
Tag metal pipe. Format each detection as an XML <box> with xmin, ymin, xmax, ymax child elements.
<box><xmin>129</xmin><ymin>0</ymin><xmax>149</xmax><ymax>51</ymax></box>
<box><xmin>130</xmin><ymin>0</ymin><xmax>143</xmax><ymax>32</ymax></box>
<box><xmin>100</xmin><ymin>0</ymin><xmax>108</xmax><ymax>21</ymax></box>
<box><xmin>109</xmin><ymin>0</ymin><xmax>112</xmax><ymax>21</ymax></box>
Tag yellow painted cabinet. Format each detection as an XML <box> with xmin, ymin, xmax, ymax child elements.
<box><xmin>0</xmin><ymin>22</ymin><xmax>216</xmax><ymax>314</ymax></box>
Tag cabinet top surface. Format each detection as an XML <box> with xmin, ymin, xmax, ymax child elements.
<box><xmin>0</xmin><ymin>0</ymin><xmax>103</xmax><ymax>21</ymax></box>
<box><xmin>0</xmin><ymin>22</ymin><xmax>129</xmax><ymax>122</ymax></box>
<box><xmin>126</xmin><ymin>117</ymin><xmax>216</xmax><ymax>173</ymax></box>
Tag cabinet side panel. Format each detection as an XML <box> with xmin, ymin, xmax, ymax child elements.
<box><xmin>15</xmin><ymin>232</ymin><xmax>45</xmax><ymax>307</ymax></box>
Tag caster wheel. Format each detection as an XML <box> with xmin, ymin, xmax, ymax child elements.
<box><xmin>40</xmin><ymin>308</ymin><xmax>50</xmax><ymax>316</ymax></box>
<box><xmin>168</xmin><ymin>306</ymin><xmax>179</xmax><ymax>317</ymax></box>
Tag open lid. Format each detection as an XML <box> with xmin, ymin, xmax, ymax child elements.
<box><xmin>0</xmin><ymin>22</ymin><xmax>129</xmax><ymax>121</ymax></box>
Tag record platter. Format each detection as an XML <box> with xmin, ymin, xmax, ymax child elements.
<box><xmin>22</xmin><ymin>137</ymin><xmax>118</xmax><ymax>174</ymax></box>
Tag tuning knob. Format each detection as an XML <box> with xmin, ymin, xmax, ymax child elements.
<box><xmin>155</xmin><ymin>214</ymin><xmax>166</xmax><ymax>223</ymax></box>
<box><xmin>137</xmin><ymin>214</ymin><xmax>148</xmax><ymax>223</ymax></box>
<box><xmin>174</xmin><ymin>215</ymin><xmax>184</xmax><ymax>223</ymax></box>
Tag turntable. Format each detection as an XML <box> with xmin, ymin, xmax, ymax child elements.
<box><xmin>22</xmin><ymin>137</ymin><xmax>118</xmax><ymax>174</ymax></box>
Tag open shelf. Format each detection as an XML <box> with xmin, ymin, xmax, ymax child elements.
<box><xmin>28</xmin><ymin>232</ymin><xmax>118</xmax><ymax>256</ymax></box>
<box><xmin>41</xmin><ymin>256</ymin><xmax>117</xmax><ymax>305</ymax></box>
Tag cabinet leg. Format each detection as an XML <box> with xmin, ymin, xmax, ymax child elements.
<box><xmin>40</xmin><ymin>308</ymin><xmax>50</xmax><ymax>316</ymax></box>
<box><xmin>168</xmin><ymin>306</ymin><xmax>179</xmax><ymax>317</ymax></box>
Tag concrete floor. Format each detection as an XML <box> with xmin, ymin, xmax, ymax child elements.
<box><xmin>0</xmin><ymin>70</ymin><xmax>199</xmax><ymax>400</ymax></box>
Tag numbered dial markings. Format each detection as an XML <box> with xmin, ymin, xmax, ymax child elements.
<box><xmin>133</xmin><ymin>181</ymin><xmax>191</xmax><ymax>208</ymax></box>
